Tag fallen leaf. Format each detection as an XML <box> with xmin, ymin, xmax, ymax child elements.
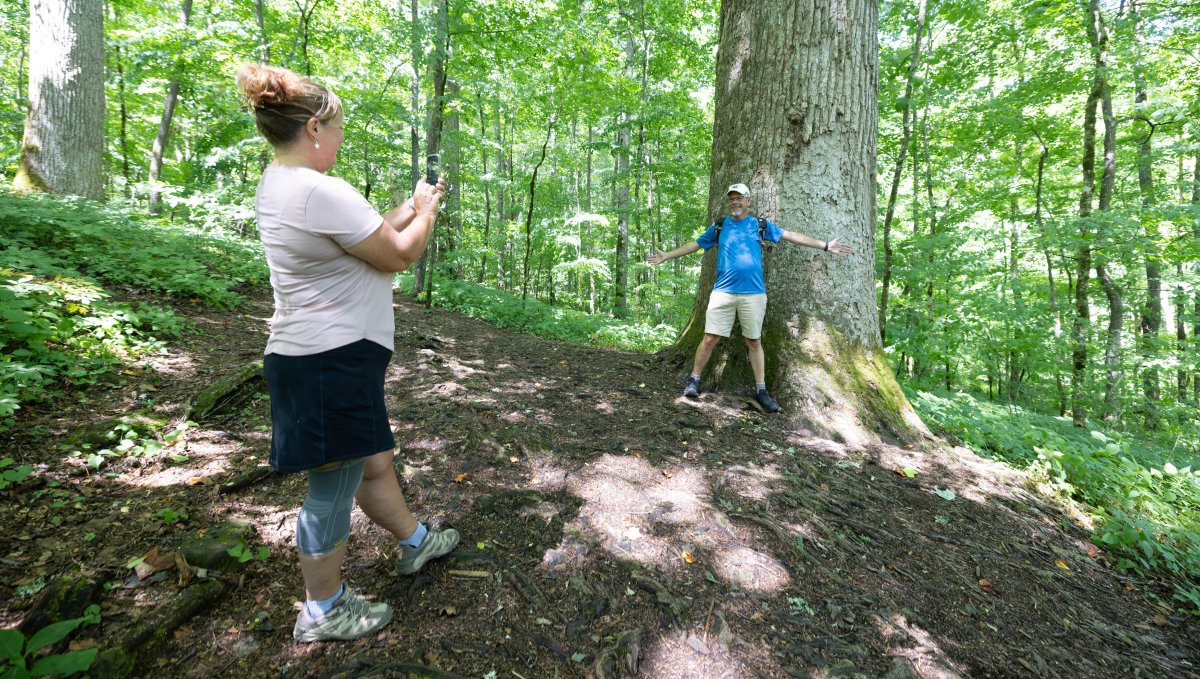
<box><xmin>1085</xmin><ymin>544</ymin><xmax>1100</xmax><ymax>559</ymax></box>
<box><xmin>933</xmin><ymin>488</ymin><xmax>956</xmax><ymax>501</ymax></box>
<box><xmin>820</xmin><ymin>483</ymin><xmax>830</xmax><ymax>492</ymax></box>
<box><xmin>682</xmin><ymin>551</ymin><xmax>696</xmax><ymax>564</ymax></box>
<box><xmin>134</xmin><ymin>547</ymin><xmax>176</xmax><ymax>579</ymax></box>
<box><xmin>1126</xmin><ymin>583</ymin><xmax>1135</xmax><ymax>592</ymax></box>
<box><xmin>1152</xmin><ymin>613</ymin><xmax>1169</xmax><ymax>626</ymax></box>
<box><xmin>453</xmin><ymin>472</ymin><xmax>468</xmax><ymax>483</ymax></box>
<box><xmin>1055</xmin><ymin>559</ymin><xmax>1070</xmax><ymax>571</ymax></box>
<box><xmin>978</xmin><ymin>578</ymin><xmax>997</xmax><ymax>594</ymax></box>
<box><xmin>174</xmin><ymin>627</ymin><xmax>193</xmax><ymax>641</ymax></box>
<box><xmin>509</xmin><ymin>456</ymin><xmax>519</xmax><ymax>463</ymax></box>
<box><xmin>186</xmin><ymin>476</ymin><xmax>214</xmax><ymax>486</ymax></box>
<box><xmin>440</xmin><ymin>607</ymin><xmax>458</xmax><ymax>617</ymax></box>
<box><xmin>661</xmin><ymin>470</ymin><xmax>673</xmax><ymax>479</ymax></box>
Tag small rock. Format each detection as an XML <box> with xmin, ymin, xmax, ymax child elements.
<box><xmin>685</xmin><ymin>634</ymin><xmax>710</xmax><ymax>655</ymax></box>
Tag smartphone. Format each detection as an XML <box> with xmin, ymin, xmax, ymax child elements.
<box><xmin>425</xmin><ymin>153</ymin><xmax>440</xmax><ymax>184</ymax></box>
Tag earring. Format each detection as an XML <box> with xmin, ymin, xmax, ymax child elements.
<box><xmin>314</xmin><ymin>141</ymin><xmax>321</xmax><ymax>150</ymax></box>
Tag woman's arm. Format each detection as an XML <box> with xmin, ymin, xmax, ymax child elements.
<box><xmin>346</xmin><ymin>180</ymin><xmax>444</xmax><ymax>273</ymax></box>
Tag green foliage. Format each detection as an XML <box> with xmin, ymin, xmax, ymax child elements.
<box><xmin>66</xmin><ymin>420</ymin><xmax>192</xmax><ymax>470</ymax></box>
<box><xmin>226</xmin><ymin>543</ymin><xmax>270</xmax><ymax>564</ymax></box>
<box><xmin>416</xmin><ymin>276</ymin><xmax>677</xmax><ymax>352</ymax></box>
<box><xmin>0</xmin><ymin>458</ymin><xmax>32</xmax><ymax>490</ymax></box>
<box><xmin>0</xmin><ymin>192</ymin><xmax>267</xmax><ymax>427</ymax></box>
<box><xmin>910</xmin><ymin>389</ymin><xmax>1200</xmax><ymax>613</ymax></box>
<box><xmin>0</xmin><ymin>604</ymin><xmax>101</xmax><ymax>679</ymax></box>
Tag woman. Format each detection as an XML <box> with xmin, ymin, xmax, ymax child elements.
<box><xmin>236</xmin><ymin>63</ymin><xmax>459</xmax><ymax>643</ymax></box>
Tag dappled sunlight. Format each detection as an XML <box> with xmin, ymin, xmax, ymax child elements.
<box><xmin>716</xmin><ymin>464</ymin><xmax>783</xmax><ymax>502</ymax></box>
<box><xmin>710</xmin><ymin>545</ymin><xmax>789</xmax><ymax>591</ymax></box>
<box><xmin>638</xmin><ymin>626</ymin><xmax>763</xmax><ymax>678</ymax></box>
<box><xmin>110</xmin><ymin>430</ymin><xmax>253</xmax><ymax>488</ymax></box>
<box><xmin>544</xmin><ymin>454</ymin><xmax>790</xmax><ymax>593</ymax></box>
<box><xmin>867</xmin><ymin>441</ymin><xmax>1032</xmax><ymax>506</ymax></box>
<box><xmin>874</xmin><ymin>613</ymin><xmax>967</xmax><ymax>678</ymax></box>
<box><xmin>418</xmin><ymin>380</ymin><xmax>462</xmax><ymax>399</ymax></box>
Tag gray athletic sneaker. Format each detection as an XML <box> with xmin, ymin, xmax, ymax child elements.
<box><xmin>293</xmin><ymin>588</ymin><xmax>392</xmax><ymax>642</ymax></box>
<box><xmin>683</xmin><ymin>376</ymin><xmax>701</xmax><ymax>398</ymax></box>
<box><xmin>393</xmin><ymin>527</ymin><xmax>460</xmax><ymax>575</ymax></box>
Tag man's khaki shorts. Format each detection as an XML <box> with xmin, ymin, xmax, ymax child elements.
<box><xmin>704</xmin><ymin>291</ymin><xmax>768</xmax><ymax>339</ymax></box>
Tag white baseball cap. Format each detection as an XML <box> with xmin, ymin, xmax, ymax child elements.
<box><xmin>726</xmin><ymin>183</ymin><xmax>750</xmax><ymax>197</ymax></box>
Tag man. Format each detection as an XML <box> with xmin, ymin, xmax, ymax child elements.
<box><xmin>647</xmin><ymin>183</ymin><xmax>852</xmax><ymax>412</ymax></box>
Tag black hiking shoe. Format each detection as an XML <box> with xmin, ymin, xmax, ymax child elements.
<box><xmin>755</xmin><ymin>389</ymin><xmax>780</xmax><ymax>413</ymax></box>
<box><xmin>683</xmin><ymin>376</ymin><xmax>701</xmax><ymax>399</ymax></box>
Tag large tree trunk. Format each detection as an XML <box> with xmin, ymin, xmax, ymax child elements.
<box><xmin>14</xmin><ymin>0</ymin><xmax>104</xmax><ymax>200</ymax></box>
<box><xmin>667</xmin><ymin>0</ymin><xmax>928</xmax><ymax>446</ymax></box>
<box><xmin>148</xmin><ymin>0</ymin><xmax>195</xmax><ymax>216</ymax></box>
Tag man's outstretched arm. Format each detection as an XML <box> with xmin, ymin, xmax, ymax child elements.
<box><xmin>780</xmin><ymin>230</ymin><xmax>853</xmax><ymax>255</ymax></box>
<box><xmin>646</xmin><ymin>241</ymin><xmax>702</xmax><ymax>265</ymax></box>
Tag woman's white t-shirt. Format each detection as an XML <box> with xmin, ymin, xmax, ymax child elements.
<box><xmin>255</xmin><ymin>165</ymin><xmax>393</xmax><ymax>356</ymax></box>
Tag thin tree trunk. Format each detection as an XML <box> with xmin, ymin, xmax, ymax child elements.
<box><xmin>879</xmin><ymin>0</ymin><xmax>928</xmax><ymax>345</ymax></box>
<box><xmin>1095</xmin><ymin>13</ymin><xmax>1120</xmax><ymax>421</ymax></box>
<box><xmin>477</xmin><ymin>96</ymin><xmax>491</xmax><ymax>284</ymax></box>
<box><xmin>115</xmin><ymin>45</ymin><xmax>132</xmax><ymax>197</ymax></box>
<box><xmin>1131</xmin><ymin>0</ymin><xmax>1160</xmax><ymax>427</ymax></box>
<box><xmin>254</xmin><ymin>0</ymin><xmax>271</xmax><ymax>62</ymax></box>
<box><xmin>522</xmin><ymin>116</ymin><xmax>555</xmax><ymax>301</ymax></box>
<box><xmin>147</xmin><ymin>0</ymin><xmax>192</xmax><ymax>216</ymax></box>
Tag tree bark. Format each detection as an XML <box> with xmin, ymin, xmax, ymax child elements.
<box><xmin>14</xmin><ymin>0</ymin><xmax>104</xmax><ymax>200</ymax></box>
<box><xmin>667</xmin><ymin>0</ymin><xmax>928</xmax><ymax>446</ymax></box>
<box><xmin>148</xmin><ymin>0</ymin><xmax>195</xmax><ymax>216</ymax></box>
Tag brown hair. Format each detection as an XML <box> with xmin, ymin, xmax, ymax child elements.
<box><xmin>235</xmin><ymin>63</ymin><xmax>342</xmax><ymax>147</ymax></box>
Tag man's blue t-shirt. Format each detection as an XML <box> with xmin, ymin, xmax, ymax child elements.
<box><xmin>696</xmin><ymin>215</ymin><xmax>784</xmax><ymax>294</ymax></box>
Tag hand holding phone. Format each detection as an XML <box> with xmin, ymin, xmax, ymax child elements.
<box><xmin>425</xmin><ymin>153</ymin><xmax>440</xmax><ymax>184</ymax></box>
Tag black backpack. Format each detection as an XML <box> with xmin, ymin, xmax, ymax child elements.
<box><xmin>714</xmin><ymin>215</ymin><xmax>773</xmax><ymax>251</ymax></box>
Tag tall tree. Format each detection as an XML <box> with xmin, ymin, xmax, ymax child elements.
<box><xmin>147</xmin><ymin>0</ymin><xmax>195</xmax><ymax>215</ymax></box>
<box><xmin>878</xmin><ymin>0</ymin><xmax>929</xmax><ymax>345</ymax></box>
<box><xmin>13</xmin><ymin>0</ymin><xmax>104</xmax><ymax>200</ymax></box>
<box><xmin>668</xmin><ymin>0</ymin><xmax>928</xmax><ymax>444</ymax></box>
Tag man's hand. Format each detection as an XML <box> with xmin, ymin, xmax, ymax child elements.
<box><xmin>646</xmin><ymin>251</ymin><xmax>668</xmax><ymax>265</ymax></box>
<box><xmin>825</xmin><ymin>237</ymin><xmax>852</xmax><ymax>255</ymax></box>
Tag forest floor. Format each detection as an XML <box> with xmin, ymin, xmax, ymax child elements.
<box><xmin>1</xmin><ymin>288</ymin><xmax>1198</xmax><ymax>679</ymax></box>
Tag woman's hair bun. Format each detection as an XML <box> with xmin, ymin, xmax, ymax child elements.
<box><xmin>236</xmin><ymin>63</ymin><xmax>302</xmax><ymax>108</ymax></box>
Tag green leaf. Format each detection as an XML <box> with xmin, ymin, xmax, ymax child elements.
<box><xmin>29</xmin><ymin>648</ymin><xmax>98</xmax><ymax>677</ymax></box>
<box><xmin>901</xmin><ymin>467</ymin><xmax>918</xmax><ymax>478</ymax></box>
<box><xmin>933</xmin><ymin>488</ymin><xmax>956</xmax><ymax>501</ymax></box>
<box><xmin>25</xmin><ymin>618</ymin><xmax>86</xmax><ymax>655</ymax></box>
<box><xmin>0</xmin><ymin>629</ymin><xmax>24</xmax><ymax>661</ymax></box>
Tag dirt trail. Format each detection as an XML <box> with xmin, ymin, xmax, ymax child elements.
<box><xmin>1</xmin><ymin>289</ymin><xmax>1197</xmax><ymax>678</ymax></box>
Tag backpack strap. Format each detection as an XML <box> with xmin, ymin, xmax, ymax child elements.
<box><xmin>758</xmin><ymin>216</ymin><xmax>773</xmax><ymax>251</ymax></box>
